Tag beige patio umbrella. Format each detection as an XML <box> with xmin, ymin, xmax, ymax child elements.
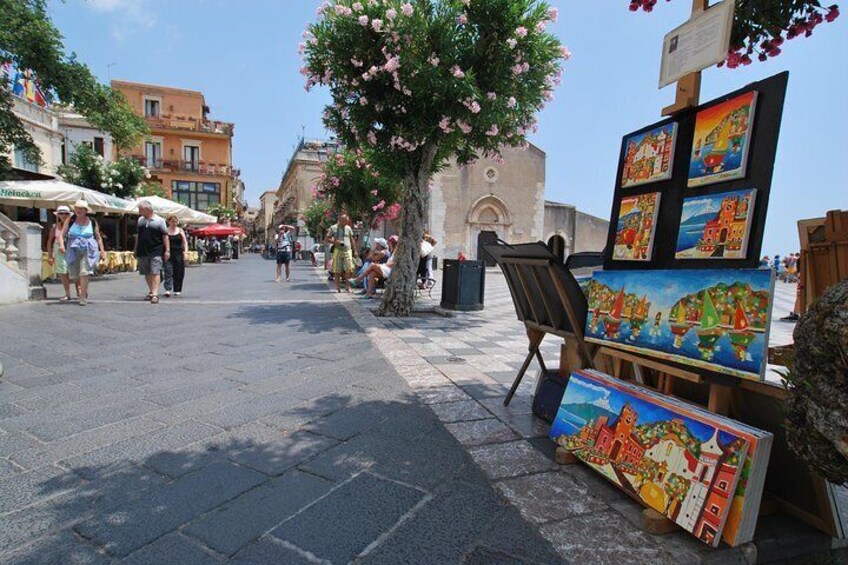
<box><xmin>0</xmin><ymin>179</ymin><xmax>137</xmax><ymax>214</ymax></box>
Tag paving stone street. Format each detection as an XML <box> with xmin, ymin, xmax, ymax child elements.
<box><xmin>0</xmin><ymin>256</ymin><xmax>812</xmax><ymax>563</ymax></box>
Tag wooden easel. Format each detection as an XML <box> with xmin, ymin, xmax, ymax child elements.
<box><xmin>662</xmin><ymin>0</ymin><xmax>710</xmax><ymax>117</ymax></box>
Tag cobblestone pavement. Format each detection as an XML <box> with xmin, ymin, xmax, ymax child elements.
<box><xmin>0</xmin><ymin>256</ymin><xmax>563</xmax><ymax>564</ymax></box>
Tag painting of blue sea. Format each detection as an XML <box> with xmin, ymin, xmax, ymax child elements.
<box><xmin>675</xmin><ymin>189</ymin><xmax>757</xmax><ymax>260</ymax></box>
<box><xmin>583</xmin><ymin>269</ymin><xmax>774</xmax><ymax>380</ymax></box>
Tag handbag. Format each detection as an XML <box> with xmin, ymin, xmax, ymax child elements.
<box><xmin>532</xmin><ymin>369</ymin><xmax>570</xmax><ymax>423</ymax></box>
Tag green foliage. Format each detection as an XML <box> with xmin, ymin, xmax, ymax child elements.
<box><xmin>0</xmin><ymin>0</ymin><xmax>148</xmax><ymax>174</ymax></box>
<box><xmin>314</xmin><ymin>148</ymin><xmax>403</xmax><ymax>228</ymax></box>
<box><xmin>207</xmin><ymin>203</ymin><xmax>237</xmax><ymax>220</ymax></box>
<box><xmin>57</xmin><ymin>144</ymin><xmax>149</xmax><ymax>198</ymax></box>
<box><xmin>135</xmin><ymin>181</ymin><xmax>167</xmax><ymax>198</ymax></box>
<box><xmin>302</xmin><ymin>0</ymin><xmax>567</xmax><ymax>175</ymax></box>
<box><xmin>304</xmin><ymin>198</ymin><xmax>334</xmax><ymax>240</ymax></box>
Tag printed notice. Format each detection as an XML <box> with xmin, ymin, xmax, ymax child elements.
<box><xmin>659</xmin><ymin>0</ymin><xmax>736</xmax><ymax>88</ymax></box>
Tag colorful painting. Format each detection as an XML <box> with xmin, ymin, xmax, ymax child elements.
<box><xmin>3</xmin><ymin>63</ymin><xmax>51</xmax><ymax>107</ymax></box>
<box><xmin>621</xmin><ymin>123</ymin><xmax>677</xmax><ymax>188</ymax></box>
<box><xmin>612</xmin><ymin>192</ymin><xmax>661</xmax><ymax>261</ymax></box>
<box><xmin>550</xmin><ymin>370</ymin><xmax>749</xmax><ymax>547</ymax></box>
<box><xmin>675</xmin><ymin>189</ymin><xmax>757</xmax><ymax>260</ymax></box>
<box><xmin>583</xmin><ymin>269</ymin><xmax>774</xmax><ymax>380</ymax></box>
<box><xmin>688</xmin><ymin>91</ymin><xmax>757</xmax><ymax>188</ymax></box>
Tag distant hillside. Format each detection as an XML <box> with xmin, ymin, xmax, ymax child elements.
<box><xmin>680</xmin><ymin>211</ymin><xmax>717</xmax><ymax>228</ymax></box>
<box><xmin>561</xmin><ymin>402</ymin><xmax>618</xmax><ymax>426</ymax></box>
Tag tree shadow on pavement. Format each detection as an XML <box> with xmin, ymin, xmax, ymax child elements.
<box><xmin>227</xmin><ymin>302</ymin><xmax>360</xmax><ymax>335</ymax></box>
<box><xmin>9</xmin><ymin>392</ymin><xmax>565</xmax><ymax>564</ymax></box>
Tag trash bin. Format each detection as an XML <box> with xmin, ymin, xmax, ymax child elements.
<box><xmin>440</xmin><ymin>259</ymin><xmax>485</xmax><ymax>311</ymax></box>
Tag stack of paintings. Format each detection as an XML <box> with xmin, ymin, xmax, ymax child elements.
<box><xmin>583</xmin><ymin>269</ymin><xmax>774</xmax><ymax>380</ymax></box>
<box><xmin>550</xmin><ymin>370</ymin><xmax>774</xmax><ymax>546</ymax></box>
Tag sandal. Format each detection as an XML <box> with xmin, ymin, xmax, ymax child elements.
<box><xmin>145</xmin><ymin>294</ymin><xmax>153</xmax><ymax>301</ymax></box>
<box><xmin>150</xmin><ymin>295</ymin><xmax>160</xmax><ymax>304</ymax></box>
<box><xmin>59</xmin><ymin>296</ymin><xmax>71</xmax><ymax>302</ymax></box>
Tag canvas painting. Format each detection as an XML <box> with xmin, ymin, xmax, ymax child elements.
<box><xmin>612</xmin><ymin>192</ymin><xmax>661</xmax><ymax>262</ymax></box>
<box><xmin>583</xmin><ymin>269</ymin><xmax>774</xmax><ymax>380</ymax></box>
<box><xmin>550</xmin><ymin>370</ymin><xmax>750</xmax><ymax>547</ymax></box>
<box><xmin>689</xmin><ymin>91</ymin><xmax>758</xmax><ymax>188</ymax></box>
<box><xmin>675</xmin><ymin>189</ymin><xmax>757</xmax><ymax>260</ymax></box>
<box><xmin>621</xmin><ymin>123</ymin><xmax>677</xmax><ymax>188</ymax></box>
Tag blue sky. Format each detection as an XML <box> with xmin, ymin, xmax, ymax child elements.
<box><xmin>48</xmin><ymin>0</ymin><xmax>846</xmax><ymax>254</ymax></box>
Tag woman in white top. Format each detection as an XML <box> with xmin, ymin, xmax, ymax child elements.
<box><xmin>46</xmin><ymin>205</ymin><xmax>74</xmax><ymax>301</ymax></box>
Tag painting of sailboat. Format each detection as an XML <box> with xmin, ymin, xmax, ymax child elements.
<box><xmin>583</xmin><ymin>269</ymin><xmax>774</xmax><ymax>380</ymax></box>
<box><xmin>689</xmin><ymin>92</ymin><xmax>758</xmax><ymax>188</ymax></box>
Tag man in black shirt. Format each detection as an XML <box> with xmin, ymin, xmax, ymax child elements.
<box><xmin>135</xmin><ymin>200</ymin><xmax>170</xmax><ymax>304</ymax></box>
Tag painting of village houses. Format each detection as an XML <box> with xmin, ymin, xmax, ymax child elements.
<box><xmin>689</xmin><ymin>91</ymin><xmax>758</xmax><ymax>188</ymax></box>
<box><xmin>675</xmin><ymin>189</ymin><xmax>757</xmax><ymax>259</ymax></box>
<box><xmin>612</xmin><ymin>192</ymin><xmax>661</xmax><ymax>261</ymax></box>
<box><xmin>583</xmin><ymin>269</ymin><xmax>774</xmax><ymax>379</ymax></box>
<box><xmin>550</xmin><ymin>370</ymin><xmax>749</xmax><ymax>546</ymax></box>
<box><xmin>620</xmin><ymin>123</ymin><xmax>677</xmax><ymax>188</ymax></box>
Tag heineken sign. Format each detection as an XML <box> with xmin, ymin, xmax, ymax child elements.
<box><xmin>0</xmin><ymin>188</ymin><xmax>43</xmax><ymax>199</ymax></box>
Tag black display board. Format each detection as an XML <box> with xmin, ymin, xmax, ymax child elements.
<box><xmin>603</xmin><ymin>71</ymin><xmax>789</xmax><ymax>271</ymax></box>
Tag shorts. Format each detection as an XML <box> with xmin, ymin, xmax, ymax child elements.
<box><xmin>68</xmin><ymin>254</ymin><xmax>94</xmax><ymax>280</ymax></box>
<box><xmin>52</xmin><ymin>243</ymin><xmax>68</xmax><ymax>275</ymax></box>
<box><xmin>276</xmin><ymin>251</ymin><xmax>291</xmax><ymax>265</ymax></box>
<box><xmin>137</xmin><ymin>255</ymin><xmax>164</xmax><ymax>276</ymax></box>
<box><xmin>379</xmin><ymin>264</ymin><xmax>392</xmax><ymax>278</ymax></box>
<box><xmin>331</xmin><ymin>248</ymin><xmax>355</xmax><ymax>274</ymax></box>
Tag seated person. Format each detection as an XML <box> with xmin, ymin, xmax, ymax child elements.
<box><xmin>363</xmin><ymin>254</ymin><xmax>393</xmax><ymax>299</ymax></box>
<box><xmin>352</xmin><ymin>238</ymin><xmax>390</xmax><ymax>291</ymax></box>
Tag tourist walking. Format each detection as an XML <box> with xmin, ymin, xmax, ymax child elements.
<box><xmin>135</xmin><ymin>200</ymin><xmax>170</xmax><ymax>304</ymax></box>
<box><xmin>326</xmin><ymin>213</ymin><xmax>357</xmax><ymax>293</ymax></box>
<box><xmin>163</xmin><ymin>215</ymin><xmax>188</xmax><ymax>297</ymax></box>
<box><xmin>274</xmin><ymin>223</ymin><xmax>295</xmax><ymax>282</ymax></box>
<box><xmin>61</xmin><ymin>200</ymin><xmax>105</xmax><ymax>306</ymax></box>
<box><xmin>46</xmin><ymin>205</ymin><xmax>74</xmax><ymax>301</ymax></box>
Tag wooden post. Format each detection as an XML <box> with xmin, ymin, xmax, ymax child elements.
<box><xmin>661</xmin><ymin>0</ymin><xmax>709</xmax><ymax>116</ymax></box>
<box><xmin>708</xmin><ymin>382</ymin><xmax>733</xmax><ymax>415</ymax></box>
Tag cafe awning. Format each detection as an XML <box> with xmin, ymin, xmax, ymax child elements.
<box><xmin>0</xmin><ymin>179</ymin><xmax>137</xmax><ymax>215</ymax></box>
<box><xmin>131</xmin><ymin>195</ymin><xmax>217</xmax><ymax>225</ymax></box>
<box><xmin>190</xmin><ymin>224</ymin><xmax>245</xmax><ymax>238</ymax></box>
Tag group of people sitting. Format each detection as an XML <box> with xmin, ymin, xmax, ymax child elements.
<box><xmin>323</xmin><ymin>213</ymin><xmax>437</xmax><ymax>298</ymax></box>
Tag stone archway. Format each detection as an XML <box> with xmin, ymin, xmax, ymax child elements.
<box><xmin>467</xmin><ymin>195</ymin><xmax>512</xmax><ymax>262</ymax></box>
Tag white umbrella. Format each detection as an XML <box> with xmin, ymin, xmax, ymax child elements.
<box><xmin>131</xmin><ymin>195</ymin><xmax>217</xmax><ymax>225</ymax></box>
<box><xmin>0</xmin><ymin>179</ymin><xmax>137</xmax><ymax>214</ymax></box>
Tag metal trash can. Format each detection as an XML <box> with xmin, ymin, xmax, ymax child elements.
<box><xmin>440</xmin><ymin>259</ymin><xmax>485</xmax><ymax>311</ymax></box>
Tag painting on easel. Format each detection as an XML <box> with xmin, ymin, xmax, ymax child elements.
<box><xmin>688</xmin><ymin>91</ymin><xmax>758</xmax><ymax>188</ymax></box>
<box><xmin>583</xmin><ymin>269</ymin><xmax>774</xmax><ymax>380</ymax></box>
<box><xmin>550</xmin><ymin>370</ymin><xmax>750</xmax><ymax>547</ymax></box>
<box><xmin>620</xmin><ymin>123</ymin><xmax>677</xmax><ymax>188</ymax></box>
<box><xmin>612</xmin><ymin>192</ymin><xmax>661</xmax><ymax>262</ymax></box>
<box><xmin>675</xmin><ymin>189</ymin><xmax>757</xmax><ymax>260</ymax></box>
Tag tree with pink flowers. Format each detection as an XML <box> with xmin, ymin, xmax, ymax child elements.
<box><xmin>301</xmin><ymin>0</ymin><xmax>568</xmax><ymax>316</ymax></box>
<box><xmin>312</xmin><ymin>147</ymin><xmax>403</xmax><ymax>233</ymax></box>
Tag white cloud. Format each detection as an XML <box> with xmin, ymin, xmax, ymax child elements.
<box><xmin>85</xmin><ymin>0</ymin><xmax>157</xmax><ymax>43</ymax></box>
<box><xmin>573</xmin><ymin>376</ymin><xmax>613</xmax><ymax>411</ymax></box>
<box><xmin>591</xmin><ymin>396</ymin><xmax>613</xmax><ymax>412</ymax></box>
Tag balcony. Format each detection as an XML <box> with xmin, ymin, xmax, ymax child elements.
<box><xmin>143</xmin><ymin>113</ymin><xmax>234</xmax><ymax>136</ymax></box>
<box><xmin>134</xmin><ymin>156</ymin><xmax>233</xmax><ymax>177</ymax></box>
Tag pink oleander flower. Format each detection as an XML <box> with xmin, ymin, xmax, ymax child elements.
<box><xmin>560</xmin><ymin>46</ymin><xmax>572</xmax><ymax>60</ymax></box>
<box><xmin>359</xmin><ymin>97</ymin><xmax>368</xmax><ymax>105</ymax></box>
<box><xmin>487</xmin><ymin>92</ymin><xmax>497</xmax><ymax>100</ymax></box>
<box><xmin>401</xmin><ymin>3</ymin><xmax>413</xmax><ymax>16</ymax></box>
<box><xmin>335</xmin><ymin>4</ymin><xmax>352</xmax><ymax>16</ymax></box>
<box><xmin>468</xmin><ymin>100</ymin><xmax>481</xmax><ymax>113</ymax></box>
<box><xmin>384</xmin><ymin>54</ymin><xmax>400</xmax><ymax>72</ymax></box>
<box><xmin>359</xmin><ymin>15</ymin><xmax>369</xmax><ymax>26</ymax></box>
<box><xmin>457</xmin><ymin>120</ymin><xmax>472</xmax><ymax>134</ymax></box>
<box><xmin>386</xmin><ymin>7</ymin><xmax>397</xmax><ymax>20</ymax></box>
<box><xmin>452</xmin><ymin>66</ymin><xmax>465</xmax><ymax>78</ymax></box>
<box><xmin>515</xmin><ymin>26</ymin><xmax>528</xmax><ymax>37</ymax></box>
<box><xmin>535</xmin><ymin>21</ymin><xmax>546</xmax><ymax>32</ymax></box>
<box><xmin>351</xmin><ymin>58</ymin><xmax>363</xmax><ymax>67</ymax></box>
<box><xmin>457</xmin><ymin>13</ymin><xmax>468</xmax><ymax>25</ymax></box>
<box><xmin>331</xmin><ymin>176</ymin><xmax>341</xmax><ymax>186</ymax></box>
<box><xmin>310</xmin><ymin>37</ymin><xmax>318</xmax><ymax>45</ymax></box>
<box><xmin>486</xmin><ymin>124</ymin><xmax>499</xmax><ymax>136</ymax></box>
<box><xmin>352</xmin><ymin>2</ymin><xmax>363</xmax><ymax>11</ymax></box>
<box><xmin>507</xmin><ymin>96</ymin><xmax>517</xmax><ymax>108</ymax></box>
<box><xmin>511</xmin><ymin>64</ymin><xmax>524</xmax><ymax>75</ymax></box>
<box><xmin>370</xmin><ymin>189</ymin><xmax>379</xmax><ymax>196</ymax></box>
<box><xmin>428</xmin><ymin>54</ymin><xmax>440</xmax><ymax>66</ymax></box>
<box><xmin>547</xmin><ymin>7</ymin><xmax>558</xmax><ymax>22</ymax></box>
<box><xmin>372</xmin><ymin>19</ymin><xmax>383</xmax><ymax>32</ymax></box>
<box><xmin>438</xmin><ymin>116</ymin><xmax>454</xmax><ymax>133</ymax></box>
<box><xmin>507</xmin><ymin>38</ymin><xmax>517</xmax><ymax>49</ymax></box>
<box><xmin>368</xmin><ymin>0</ymin><xmax>377</xmax><ymax>6</ymax></box>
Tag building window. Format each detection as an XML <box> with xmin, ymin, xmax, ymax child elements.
<box><xmin>183</xmin><ymin>145</ymin><xmax>200</xmax><ymax>172</ymax></box>
<box><xmin>94</xmin><ymin>137</ymin><xmax>105</xmax><ymax>157</ymax></box>
<box><xmin>144</xmin><ymin>98</ymin><xmax>160</xmax><ymax>117</ymax></box>
<box><xmin>13</xmin><ymin>147</ymin><xmax>38</xmax><ymax>172</ymax></box>
<box><xmin>172</xmin><ymin>181</ymin><xmax>220</xmax><ymax>211</ymax></box>
<box><xmin>709</xmin><ymin>504</ymin><xmax>720</xmax><ymax>515</ymax></box>
<box><xmin>144</xmin><ymin>141</ymin><xmax>162</xmax><ymax>168</ymax></box>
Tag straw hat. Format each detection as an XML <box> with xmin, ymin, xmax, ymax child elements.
<box><xmin>73</xmin><ymin>199</ymin><xmax>92</xmax><ymax>212</ymax></box>
<box><xmin>54</xmin><ymin>205</ymin><xmax>71</xmax><ymax>216</ymax></box>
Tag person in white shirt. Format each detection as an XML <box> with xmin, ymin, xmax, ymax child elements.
<box><xmin>274</xmin><ymin>224</ymin><xmax>295</xmax><ymax>282</ymax></box>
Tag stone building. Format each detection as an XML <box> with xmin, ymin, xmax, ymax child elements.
<box><xmin>543</xmin><ymin>201</ymin><xmax>610</xmax><ymax>262</ymax></box>
<box><xmin>56</xmin><ymin>108</ymin><xmax>113</xmax><ymax>165</ymax></box>
<box><xmin>256</xmin><ymin>190</ymin><xmax>277</xmax><ymax>245</ymax></box>
<box><xmin>428</xmin><ymin>144</ymin><xmax>546</xmax><ymax>265</ymax></box>
<box><xmin>275</xmin><ymin>138</ymin><xmax>339</xmax><ymax>248</ymax></box>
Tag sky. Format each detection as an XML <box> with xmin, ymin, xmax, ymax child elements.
<box><xmin>48</xmin><ymin>0</ymin><xmax>847</xmax><ymax>255</ymax></box>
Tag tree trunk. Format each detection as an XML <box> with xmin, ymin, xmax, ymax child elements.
<box><xmin>377</xmin><ymin>143</ymin><xmax>438</xmax><ymax>317</ymax></box>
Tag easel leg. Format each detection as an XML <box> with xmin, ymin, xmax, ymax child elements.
<box><xmin>504</xmin><ymin>330</ymin><xmax>544</xmax><ymax>407</ymax></box>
